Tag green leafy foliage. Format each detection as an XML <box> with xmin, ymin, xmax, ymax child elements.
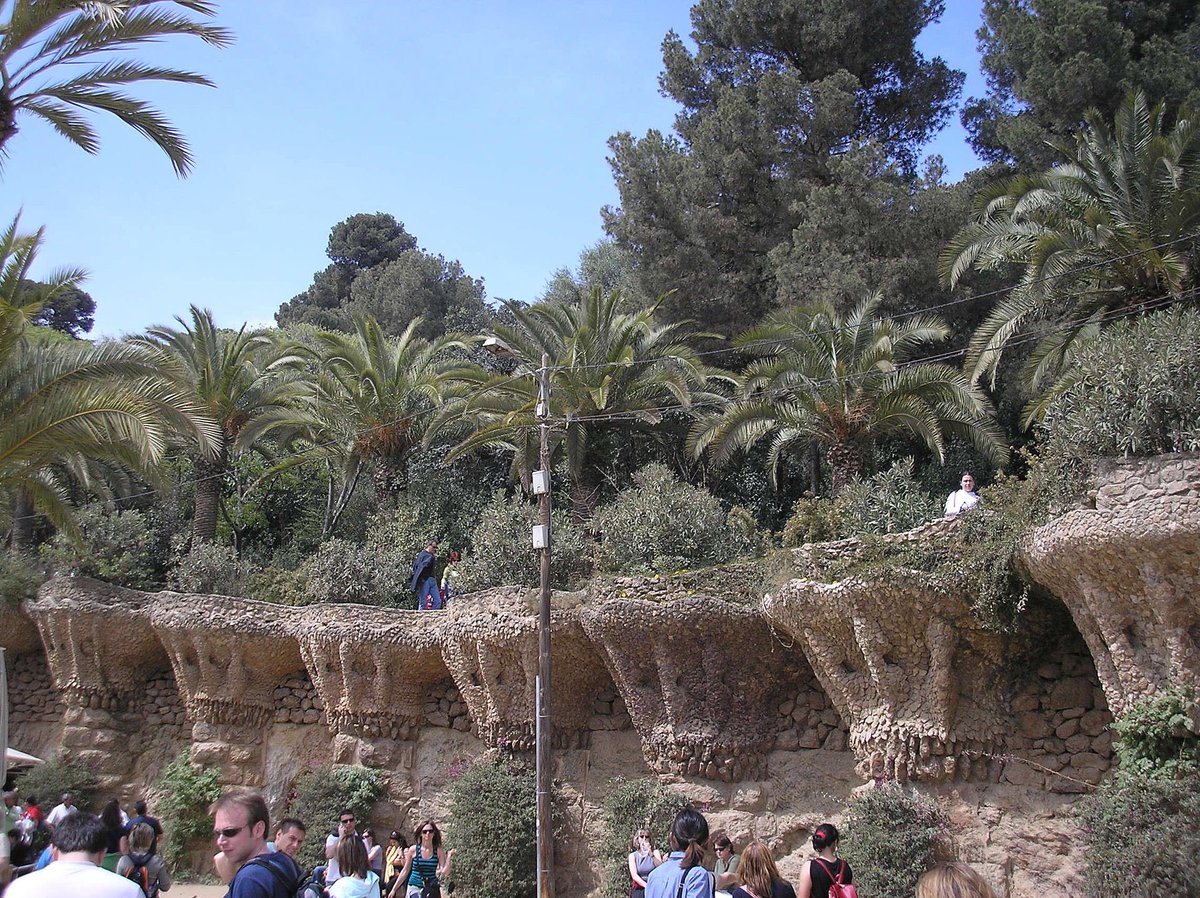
<box><xmin>458</xmin><ymin>493</ymin><xmax>591</xmax><ymax>591</ymax></box>
<box><xmin>16</xmin><ymin>755</ymin><xmax>99</xmax><ymax>812</ymax></box>
<box><xmin>246</xmin><ymin>566</ymin><xmax>311</xmax><ymax>606</ymax></box>
<box><xmin>1040</xmin><ymin>307</ymin><xmax>1200</xmax><ymax>459</ymax></box>
<box><xmin>298</xmin><ymin>537</ymin><xmax>401</xmax><ymax>606</ymax></box>
<box><xmin>40</xmin><ymin>503</ymin><xmax>164</xmax><ymax>588</ymax></box>
<box><xmin>841</xmin><ymin>783</ymin><xmax>948</xmax><ymax>898</ymax></box>
<box><xmin>595</xmin><ymin>464</ymin><xmax>756</xmax><ymax>574</ymax></box>
<box><xmin>597</xmin><ymin>778</ymin><xmax>684</xmax><ymax>898</ymax></box>
<box><xmin>1112</xmin><ymin>686</ymin><xmax>1200</xmax><ymax>780</ymax></box>
<box><xmin>446</xmin><ymin>757</ymin><xmax>541</xmax><ymax>898</ymax></box>
<box><xmin>168</xmin><ymin>542</ymin><xmax>252</xmax><ymax>596</ymax></box>
<box><xmin>1080</xmin><ymin>771</ymin><xmax>1200</xmax><ymax>897</ymax></box>
<box><xmin>156</xmin><ymin>750</ymin><xmax>221</xmax><ymax>870</ymax></box>
<box><xmin>780</xmin><ymin>459</ymin><xmax>939</xmax><ymax>546</ymax></box>
<box><xmin>288</xmin><ymin>765</ymin><xmax>385</xmax><ymax>871</ymax></box>
<box><xmin>0</xmin><ymin>549</ymin><xmax>43</xmax><ymax>610</ymax></box>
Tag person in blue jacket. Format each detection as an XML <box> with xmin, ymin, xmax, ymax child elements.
<box><xmin>410</xmin><ymin>540</ymin><xmax>441</xmax><ymax>610</ymax></box>
<box><xmin>645</xmin><ymin>808</ymin><xmax>714</xmax><ymax>898</ymax></box>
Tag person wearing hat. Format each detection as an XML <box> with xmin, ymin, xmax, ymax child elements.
<box><xmin>411</xmin><ymin>540</ymin><xmax>441</xmax><ymax>610</ymax></box>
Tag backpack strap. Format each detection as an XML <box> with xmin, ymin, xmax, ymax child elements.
<box><xmin>674</xmin><ymin>865</ymin><xmax>715</xmax><ymax>898</ymax></box>
<box><xmin>239</xmin><ymin>854</ymin><xmax>301</xmax><ymax>897</ymax></box>
<box><xmin>814</xmin><ymin>858</ymin><xmax>845</xmax><ymax>884</ymax></box>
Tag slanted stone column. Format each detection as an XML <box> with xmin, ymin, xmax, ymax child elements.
<box><xmin>765</xmin><ymin>571</ymin><xmax>1010</xmax><ymax>783</ymax></box>
<box><xmin>582</xmin><ymin>596</ymin><xmax>809</xmax><ymax>781</ymax></box>
<box><xmin>26</xmin><ymin>578</ymin><xmax>166</xmax><ymax>790</ymax></box>
<box><xmin>441</xmin><ymin>587</ymin><xmax>607</xmax><ymax>752</ymax></box>
<box><xmin>296</xmin><ymin>604</ymin><xmax>445</xmax><ymax>768</ymax></box>
<box><xmin>1022</xmin><ymin>453</ymin><xmax>1200</xmax><ymax>717</ymax></box>
<box><xmin>154</xmin><ymin>597</ymin><xmax>303</xmax><ymax>786</ymax></box>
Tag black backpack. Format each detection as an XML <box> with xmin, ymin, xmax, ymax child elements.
<box><xmin>123</xmin><ymin>855</ymin><xmax>155</xmax><ymax>898</ymax></box>
<box><xmin>239</xmin><ymin>853</ymin><xmax>321</xmax><ymax>898</ymax></box>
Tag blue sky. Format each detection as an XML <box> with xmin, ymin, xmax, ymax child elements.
<box><xmin>2</xmin><ymin>1</ymin><xmax>987</xmax><ymax>339</ymax></box>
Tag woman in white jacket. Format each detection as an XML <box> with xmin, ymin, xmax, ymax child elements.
<box><xmin>330</xmin><ymin>835</ymin><xmax>380</xmax><ymax>898</ymax></box>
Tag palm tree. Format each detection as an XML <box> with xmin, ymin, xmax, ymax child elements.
<box><xmin>0</xmin><ymin>0</ymin><xmax>232</xmax><ymax>175</ymax></box>
<box><xmin>690</xmin><ymin>294</ymin><xmax>1008</xmax><ymax>496</ymax></box>
<box><xmin>0</xmin><ymin>215</ymin><xmax>218</xmax><ymax>545</ymax></box>
<box><xmin>274</xmin><ymin>314</ymin><xmax>474</xmax><ymax>534</ymax></box>
<box><xmin>447</xmin><ymin>287</ymin><xmax>729</xmax><ymax>520</ymax></box>
<box><xmin>131</xmin><ymin>306</ymin><xmax>306</xmax><ymax>543</ymax></box>
<box><xmin>940</xmin><ymin>90</ymin><xmax>1200</xmax><ymax>417</ymax></box>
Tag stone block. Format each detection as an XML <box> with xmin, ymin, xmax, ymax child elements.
<box><xmin>1080</xmin><ymin>710</ymin><xmax>1110</xmax><ymax>737</ymax></box>
<box><xmin>1049</xmin><ymin>678</ymin><xmax>1094</xmax><ymax>711</ymax></box>
<box><xmin>1017</xmin><ymin>713</ymin><xmax>1053</xmax><ymax>739</ymax></box>
<box><xmin>1055</xmin><ymin>718</ymin><xmax>1079</xmax><ymax>739</ymax></box>
<box><xmin>732</xmin><ymin>785</ymin><xmax>764</xmax><ymax>811</ymax></box>
<box><xmin>1064</xmin><ymin>734</ymin><xmax>1093</xmax><ymax>753</ymax></box>
<box><xmin>1000</xmin><ymin>760</ymin><xmax>1044</xmax><ymax>788</ymax></box>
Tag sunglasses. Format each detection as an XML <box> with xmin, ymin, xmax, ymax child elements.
<box><xmin>340</xmin><ymin>818</ymin><xmax>355</xmax><ymax>825</ymax></box>
<box><xmin>214</xmin><ymin>825</ymin><xmax>245</xmax><ymax>839</ymax></box>
<box><xmin>421</xmin><ymin>828</ymin><xmax>435</xmax><ymax>834</ymax></box>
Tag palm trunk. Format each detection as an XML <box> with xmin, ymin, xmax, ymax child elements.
<box><xmin>193</xmin><ymin>456</ymin><xmax>225</xmax><ymax>544</ymax></box>
<box><xmin>808</xmin><ymin>440</ymin><xmax>822</xmax><ymax>496</ymax></box>
<box><xmin>826</xmin><ymin>442</ymin><xmax>864</xmax><ymax>498</ymax></box>
<box><xmin>570</xmin><ymin>465</ymin><xmax>601</xmax><ymax>524</ymax></box>
<box><xmin>11</xmin><ymin>490</ymin><xmax>34</xmax><ymax>551</ymax></box>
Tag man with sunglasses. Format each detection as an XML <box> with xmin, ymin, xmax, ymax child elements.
<box><xmin>211</xmin><ymin>788</ymin><xmax>304</xmax><ymax>898</ymax></box>
<box><xmin>325</xmin><ymin>809</ymin><xmax>364</xmax><ymax>888</ymax></box>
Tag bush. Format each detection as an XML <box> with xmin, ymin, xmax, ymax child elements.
<box><xmin>836</xmin><ymin>458</ymin><xmax>940</xmax><ymax>535</ymax></box>
<box><xmin>246</xmin><ymin>565</ymin><xmax>311</xmax><ymax>605</ymax></box>
<box><xmin>299</xmin><ymin>538</ymin><xmax>397</xmax><ymax>605</ymax></box>
<box><xmin>0</xmin><ymin>550</ymin><xmax>44</xmax><ymax>610</ymax></box>
<box><xmin>41</xmin><ymin>503</ymin><xmax>164</xmax><ymax>589</ymax></box>
<box><xmin>1080</xmin><ymin>771</ymin><xmax>1200</xmax><ymax>897</ymax></box>
<box><xmin>288</xmin><ymin>764</ymin><xmax>385</xmax><ymax>871</ymax></box>
<box><xmin>168</xmin><ymin>542</ymin><xmax>252</xmax><ymax>596</ymax></box>
<box><xmin>1040</xmin><ymin>306</ymin><xmax>1200</xmax><ymax>459</ymax></box>
<box><xmin>1111</xmin><ymin>685</ymin><xmax>1200</xmax><ymax>780</ymax></box>
<box><xmin>16</xmin><ymin>755</ymin><xmax>99</xmax><ymax>812</ymax></box>
<box><xmin>841</xmin><ymin>783</ymin><xmax>948</xmax><ymax>898</ymax></box>
<box><xmin>446</xmin><ymin>757</ymin><xmax>542</xmax><ymax>898</ymax></box>
<box><xmin>780</xmin><ymin>459</ymin><xmax>937</xmax><ymax>547</ymax></box>
<box><xmin>155</xmin><ymin>750</ymin><xmax>221</xmax><ymax>870</ymax></box>
<box><xmin>597</xmin><ymin>778</ymin><xmax>684</xmax><ymax>898</ymax></box>
<box><xmin>595</xmin><ymin>464</ymin><xmax>753</xmax><ymax>574</ymax></box>
<box><xmin>458</xmin><ymin>492</ymin><xmax>591</xmax><ymax>590</ymax></box>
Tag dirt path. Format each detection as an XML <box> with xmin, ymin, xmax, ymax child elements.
<box><xmin>169</xmin><ymin>883</ymin><xmax>227</xmax><ymax>898</ymax></box>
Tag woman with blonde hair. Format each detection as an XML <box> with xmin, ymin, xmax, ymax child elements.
<box><xmin>628</xmin><ymin>827</ymin><xmax>663</xmax><ymax>898</ymax></box>
<box><xmin>116</xmin><ymin>822</ymin><xmax>171</xmax><ymax>897</ymax></box>
<box><xmin>731</xmin><ymin>842</ymin><xmax>795</xmax><ymax>898</ymax></box>
<box><xmin>916</xmin><ymin>863</ymin><xmax>995</xmax><ymax>898</ymax></box>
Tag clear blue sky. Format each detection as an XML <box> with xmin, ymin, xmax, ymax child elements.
<box><xmin>2</xmin><ymin>1</ymin><xmax>987</xmax><ymax>339</ymax></box>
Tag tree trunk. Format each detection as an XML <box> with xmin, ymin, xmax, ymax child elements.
<box><xmin>570</xmin><ymin>465</ymin><xmax>601</xmax><ymax>524</ymax></box>
<box><xmin>10</xmin><ymin>490</ymin><xmax>34</xmax><ymax>551</ymax></box>
<box><xmin>826</xmin><ymin>442</ymin><xmax>864</xmax><ymax>498</ymax></box>
<box><xmin>192</xmin><ymin>456</ymin><xmax>225</xmax><ymax>544</ymax></box>
<box><xmin>808</xmin><ymin>440</ymin><xmax>822</xmax><ymax>496</ymax></box>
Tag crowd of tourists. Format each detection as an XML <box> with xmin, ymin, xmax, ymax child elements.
<box><xmin>631</xmin><ymin>807</ymin><xmax>997</xmax><ymax>898</ymax></box>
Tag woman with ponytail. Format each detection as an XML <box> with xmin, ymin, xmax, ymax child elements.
<box><xmin>645</xmin><ymin>807</ymin><xmax>714</xmax><ymax>898</ymax></box>
<box><xmin>796</xmin><ymin>823</ymin><xmax>852</xmax><ymax>898</ymax></box>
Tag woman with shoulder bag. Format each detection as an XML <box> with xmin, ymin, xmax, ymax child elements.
<box><xmin>796</xmin><ymin>824</ymin><xmax>853</xmax><ymax>898</ymax></box>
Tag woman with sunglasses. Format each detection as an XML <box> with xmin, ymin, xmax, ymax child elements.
<box><xmin>388</xmin><ymin>820</ymin><xmax>454</xmax><ymax>898</ymax></box>
<box><xmin>628</xmin><ymin>827</ymin><xmax>662</xmax><ymax>898</ymax></box>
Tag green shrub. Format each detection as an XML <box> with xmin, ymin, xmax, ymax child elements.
<box><xmin>446</xmin><ymin>757</ymin><xmax>542</xmax><ymax>898</ymax></box>
<box><xmin>780</xmin><ymin>459</ymin><xmax>937</xmax><ymax>547</ymax></box>
<box><xmin>155</xmin><ymin>750</ymin><xmax>221</xmax><ymax>870</ymax></box>
<box><xmin>16</xmin><ymin>755</ymin><xmax>99</xmax><ymax>812</ymax></box>
<box><xmin>1112</xmin><ymin>685</ymin><xmax>1200</xmax><ymax>780</ymax></box>
<box><xmin>299</xmin><ymin>538</ymin><xmax>397</xmax><ymax>605</ymax></box>
<box><xmin>1040</xmin><ymin>306</ymin><xmax>1200</xmax><ymax>459</ymax></box>
<box><xmin>458</xmin><ymin>492</ymin><xmax>591</xmax><ymax>590</ymax></box>
<box><xmin>837</xmin><ymin>458</ymin><xmax>940</xmax><ymax>535</ymax></box>
<box><xmin>841</xmin><ymin>783</ymin><xmax>948</xmax><ymax>898</ymax></box>
<box><xmin>246</xmin><ymin>565</ymin><xmax>311</xmax><ymax>605</ymax></box>
<box><xmin>597</xmin><ymin>778</ymin><xmax>684</xmax><ymax>898</ymax></box>
<box><xmin>595</xmin><ymin>464</ymin><xmax>753</xmax><ymax>574</ymax></box>
<box><xmin>1080</xmin><ymin>771</ymin><xmax>1200</xmax><ymax>897</ymax></box>
<box><xmin>288</xmin><ymin>764</ymin><xmax>385</xmax><ymax>871</ymax></box>
<box><xmin>41</xmin><ymin>503</ymin><xmax>164</xmax><ymax>589</ymax></box>
<box><xmin>0</xmin><ymin>550</ymin><xmax>44</xmax><ymax>610</ymax></box>
<box><xmin>168</xmin><ymin>542</ymin><xmax>252</xmax><ymax>596</ymax></box>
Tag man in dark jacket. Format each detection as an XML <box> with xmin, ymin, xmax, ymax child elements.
<box><xmin>411</xmin><ymin>540</ymin><xmax>441</xmax><ymax>610</ymax></box>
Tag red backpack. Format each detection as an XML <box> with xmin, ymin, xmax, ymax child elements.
<box><xmin>814</xmin><ymin>858</ymin><xmax>857</xmax><ymax>898</ymax></box>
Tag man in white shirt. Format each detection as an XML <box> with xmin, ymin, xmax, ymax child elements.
<box><xmin>324</xmin><ymin>809</ymin><xmax>359</xmax><ymax>885</ymax></box>
<box><xmin>5</xmin><ymin>812</ymin><xmax>142</xmax><ymax>898</ymax></box>
<box><xmin>945</xmin><ymin>472</ymin><xmax>980</xmax><ymax>516</ymax></box>
<box><xmin>45</xmin><ymin>792</ymin><xmax>77</xmax><ymax>828</ymax></box>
